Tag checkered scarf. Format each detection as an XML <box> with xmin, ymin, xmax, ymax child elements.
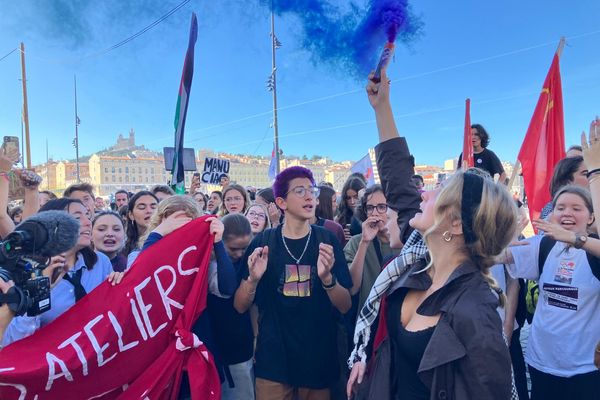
<box><xmin>348</xmin><ymin>230</ymin><xmax>428</xmax><ymax>367</ymax></box>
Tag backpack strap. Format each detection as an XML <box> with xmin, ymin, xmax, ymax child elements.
<box><xmin>538</xmin><ymin>235</ymin><xmax>557</xmax><ymax>277</ymax></box>
<box><xmin>259</xmin><ymin>227</ymin><xmax>279</xmax><ymax>264</ymax></box>
<box><xmin>586</xmin><ymin>233</ymin><xmax>600</xmax><ymax>280</ymax></box>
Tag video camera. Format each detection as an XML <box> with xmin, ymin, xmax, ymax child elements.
<box><xmin>0</xmin><ymin>211</ymin><xmax>79</xmax><ymax>316</ymax></box>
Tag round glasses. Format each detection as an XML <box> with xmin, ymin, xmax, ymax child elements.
<box><xmin>365</xmin><ymin>204</ymin><xmax>388</xmax><ymax>214</ymax></box>
<box><xmin>247</xmin><ymin>211</ymin><xmax>267</xmax><ymax>220</ymax></box>
<box><xmin>286</xmin><ymin>186</ymin><xmax>320</xmax><ymax>198</ymax></box>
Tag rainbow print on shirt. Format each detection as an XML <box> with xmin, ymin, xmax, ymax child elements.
<box><xmin>283</xmin><ymin>264</ymin><xmax>312</xmax><ymax>297</ymax></box>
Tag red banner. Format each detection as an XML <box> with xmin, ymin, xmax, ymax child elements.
<box><xmin>518</xmin><ymin>53</ymin><xmax>565</xmax><ymax>223</ymax></box>
<box><xmin>462</xmin><ymin>98</ymin><xmax>474</xmax><ymax>169</ymax></box>
<box><xmin>0</xmin><ymin>217</ymin><xmax>220</xmax><ymax>400</ymax></box>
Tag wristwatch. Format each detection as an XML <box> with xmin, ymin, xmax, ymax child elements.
<box><xmin>573</xmin><ymin>233</ymin><xmax>588</xmax><ymax>249</ymax></box>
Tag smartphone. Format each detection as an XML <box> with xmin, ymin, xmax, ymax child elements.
<box><xmin>3</xmin><ymin>136</ymin><xmax>20</xmax><ymax>163</ymax></box>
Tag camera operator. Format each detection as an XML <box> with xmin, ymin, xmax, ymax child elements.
<box><xmin>1</xmin><ymin>199</ymin><xmax>124</xmax><ymax>346</ymax></box>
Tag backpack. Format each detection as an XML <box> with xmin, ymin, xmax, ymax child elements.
<box><xmin>525</xmin><ymin>236</ymin><xmax>555</xmax><ymax>323</ymax></box>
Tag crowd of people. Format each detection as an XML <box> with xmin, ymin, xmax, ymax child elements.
<box><xmin>0</xmin><ymin>69</ymin><xmax>599</xmax><ymax>400</ymax></box>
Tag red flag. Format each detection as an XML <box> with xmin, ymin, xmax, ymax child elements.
<box><xmin>0</xmin><ymin>217</ymin><xmax>220</xmax><ymax>400</ymax></box>
<box><xmin>518</xmin><ymin>52</ymin><xmax>565</xmax><ymax>223</ymax></box>
<box><xmin>461</xmin><ymin>98</ymin><xmax>474</xmax><ymax>169</ymax></box>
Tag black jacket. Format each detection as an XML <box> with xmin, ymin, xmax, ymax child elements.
<box><xmin>374</xmin><ymin>137</ymin><xmax>422</xmax><ymax>245</ymax></box>
<box><xmin>359</xmin><ymin>261</ymin><xmax>512</xmax><ymax>400</ymax></box>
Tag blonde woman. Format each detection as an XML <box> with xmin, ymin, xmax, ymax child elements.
<box><xmin>347</xmin><ymin>172</ymin><xmax>517</xmax><ymax>400</ymax></box>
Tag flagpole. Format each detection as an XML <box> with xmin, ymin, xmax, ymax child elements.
<box><xmin>20</xmin><ymin>107</ymin><xmax>25</xmax><ymax>169</ymax></box>
<box><xmin>74</xmin><ymin>75</ymin><xmax>81</xmax><ymax>183</ymax></box>
<box><xmin>270</xmin><ymin>8</ymin><xmax>281</xmax><ymax>174</ymax></box>
<box><xmin>19</xmin><ymin>42</ymin><xmax>32</xmax><ymax>169</ymax></box>
<box><xmin>507</xmin><ymin>37</ymin><xmax>566</xmax><ymax>191</ymax></box>
<box><xmin>46</xmin><ymin>138</ymin><xmax>49</xmax><ymax>190</ymax></box>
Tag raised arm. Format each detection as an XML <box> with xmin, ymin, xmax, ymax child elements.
<box><xmin>19</xmin><ymin>170</ymin><xmax>42</xmax><ymax>219</ymax></box>
<box><xmin>367</xmin><ymin>69</ymin><xmax>421</xmax><ymax>244</ymax></box>
<box><xmin>234</xmin><ymin>246</ymin><xmax>268</xmax><ymax>313</ymax></box>
<box><xmin>367</xmin><ymin>69</ymin><xmax>400</xmax><ymax>143</ymax></box>
<box><xmin>0</xmin><ymin>149</ymin><xmax>19</xmax><ymax>238</ymax></box>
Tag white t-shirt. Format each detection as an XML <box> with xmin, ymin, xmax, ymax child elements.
<box><xmin>507</xmin><ymin>235</ymin><xmax>600</xmax><ymax>377</ymax></box>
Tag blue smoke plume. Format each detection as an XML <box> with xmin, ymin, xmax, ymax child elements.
<box><xmin>264</xmin><ymin>0</ymin><xmax>423</xmax><ymax>79</ymax></box>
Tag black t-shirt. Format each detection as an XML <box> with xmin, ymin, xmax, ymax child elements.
<box><xmin>458</xmin><ymin>148</ymin><xmax>505</xmax><ymax>178</ymax></box>
<box><xmin>240</xmin><ymin>225</ymin><xmax>352</xmax><ymax>389</ymax></box>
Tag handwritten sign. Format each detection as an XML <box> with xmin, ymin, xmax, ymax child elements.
<box><xmin>201</xmin><ymin>158</ymin><xmax>230</xmax><ymax>184</ymax></box>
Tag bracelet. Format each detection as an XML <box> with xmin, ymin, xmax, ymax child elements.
<box><xmin>246</xmin><ymin>281</ymin><xmax>257</xmax><ymax>296</ymax></box>
<box><xmin>322</xmin><ymin>274</ymin><xmax>337</xmax><ymax>290</ymax></box>
<box><xmin>0</xmin><ymin>172</ymin><xmax>9</xmax><ymax>182</ymax></box>
<box><xmin>586</xmin><ymin>168</ymin><xmax>600</xmax><ymax>178</ymax></box>
<box><xmin>596</xmin><ymin>346</ymin><xmax>600</xmax><ymax>354</ymax></box>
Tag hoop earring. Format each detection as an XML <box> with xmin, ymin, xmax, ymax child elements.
<box><xmin>442</xmin><ymin>230</ymin><xmax>453</xmax><ymax>242</ymax></box>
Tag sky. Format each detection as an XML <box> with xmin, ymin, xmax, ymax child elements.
<box><xmin>0</xmin><ymin>0</ymin><xmax>599</xmax><ymax>168</ymax></box>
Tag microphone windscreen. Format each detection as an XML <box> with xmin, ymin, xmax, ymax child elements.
<box><xmin>16</xmin><ymin>211</ymin><xmax>80</xmax><ymax>257</ymax></box>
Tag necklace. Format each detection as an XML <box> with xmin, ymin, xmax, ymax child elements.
<box><xmin>281</xmin><ymin>225</ymin><xmax>312</xmax><ymax>265</ymax></box>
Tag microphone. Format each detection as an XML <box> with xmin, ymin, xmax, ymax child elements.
<box><xmin>3</xmin><ymin>211</ymin><xmax>80</xmax><ymax>259</ymax></box>
<box><xmin>0</xmin><ymin>211</ymin><xmax>79</xmax><ymax>316</ymax></box>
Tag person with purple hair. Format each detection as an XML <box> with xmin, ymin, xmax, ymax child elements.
<box><xmin>234</xmin><ymin>165</ymin><xmax>352</xmax><ymax>400</ymax></box>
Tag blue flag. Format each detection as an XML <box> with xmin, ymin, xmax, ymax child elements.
<box><xmin>268</xmin><ymin>143</ymin><xmax>278</xmax><ymax>181</ymax></box>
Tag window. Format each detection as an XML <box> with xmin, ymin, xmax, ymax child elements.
<box><xmin>125</xmin><ymin>176</ymin><xmax>129</xmax><ymax>182</ymax></box>
<box><xmin>112</xmin><ymin>167</ymin><xmax>115</xmax><ymax>173</ymax></box>
<box><xmin>119</xmin><ymin>176</ymin><xmax>122</xmax><ymax>183</ymax></box>
<box><xmin>119</xmin><ymin>168</ymin><xmax>122</xmax><ymax>174</ymax></box>
<box><xmin>125</xmin><ymin>167</ymin><xmax>129</xmax><ymax>173</ymax></box>
<box><xmin>132</xmin><ymin>176</ymin><xmax>136</xmax><ymax>182</ymax></box>
<box><xmin>138</xmin><ymin>167</ymin><xmax>142</xmax><ymax>174</ymax></box>
<box><xmin>112</xmin><ymin>175</ymin><xmax>115</xmax><ymax>182</ymax></box>
<box><xmin>104</xmin><ymin>167</ymin><xmax>108</xmax><ymax>173</ymax></box>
